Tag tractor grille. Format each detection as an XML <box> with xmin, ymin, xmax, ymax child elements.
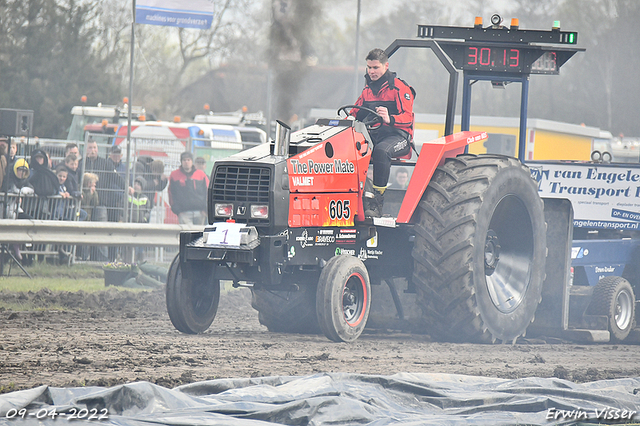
<box><xmin>212</xmin><ymin>165</ymin><xmax>271</xmax><ymax>202</ymax></box>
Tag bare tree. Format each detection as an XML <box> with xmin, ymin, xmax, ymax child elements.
<box><xmin>0</xmin><ymin>0</ymin><xmax>119</xmax><ymax>137</ymax></box>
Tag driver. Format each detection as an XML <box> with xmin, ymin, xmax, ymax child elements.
<box><xmin>350</xmin><ymin>48</ymin><xmax>415</xmax><ymax>217</ymax></box>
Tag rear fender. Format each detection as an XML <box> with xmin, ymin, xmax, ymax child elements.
<box><xmin>396</xmin><ymin>131</ymin><xmax>487</xmax><ymax>223</ymax></box>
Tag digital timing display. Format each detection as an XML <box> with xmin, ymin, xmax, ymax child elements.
<box><xmin>464</xmin><ymin>46</ymin><xmax>522</xmax><ymax>72</ymax></box>
<box><xmin>531</xmin><ymin>51</ymin><xmax>558</xmax><ymax>74</ymax></box>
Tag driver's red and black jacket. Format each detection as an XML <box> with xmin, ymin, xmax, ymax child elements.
<box><xmin>350</xmin><ymin>71</ymin><xmax>415</xmax><ymax>139</ymax></box>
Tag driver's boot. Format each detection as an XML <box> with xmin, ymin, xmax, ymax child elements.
<box><xmin>363</xmin><ymin>179</ymin><xmax>379</xmax><ymax>218</ymax></box>
<box><xmin>372</xmin><ymin>185</ymin><xmax>386</xmax><ymax>216</ymax></box>
<box><xmin>364</xmin><ymin>183</ymin><xmax>386</xmax><ymax>218</ymax></box>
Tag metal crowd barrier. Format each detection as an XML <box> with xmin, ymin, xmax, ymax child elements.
<box><xmin>1</xmin><ymin>192</ymin><xmax>79</xmax><ymax>221</ymax></box>
<box><xmin>0</xmin><ymin>191</ymin><xmax>198</xmax><ymax>264</ymax></box>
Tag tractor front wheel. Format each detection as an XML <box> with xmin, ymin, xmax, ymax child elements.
<box><xmin>166</xmin><ymin>255</ymin><xmax>220</xmax><ymax>334</ymax></box>
<box><xmin>316</xmin><ymin>255</ymin><xmax>371</xmax><ymax>342</ymax></box>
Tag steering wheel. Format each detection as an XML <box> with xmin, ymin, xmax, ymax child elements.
<box><xmin>337</xmin><ymin>105</ymin><xmax>383</xmax><ymax>130</ymax></box>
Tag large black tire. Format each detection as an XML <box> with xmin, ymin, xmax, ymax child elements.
<box><xmin>166</xmin><ymin>254</ymin><xmax>220</xmax><ymax>334</ymax></box>
<box><xmin>587</xmin><ymin>276</ymin><xmax>635</xmax><ymax>342</ymax></box>
<box><xmin>412</xmin><ymin>154</ymin><xmax>547</xmax><ymax>343</ymax></box>
<box><xmin>316</xmin><ymin>255</ymin><xmax>371</xmax><ymax>342</ymax></box>
<box><xmin>250</xmin><ymin>285</ymin><xmax>320</xmax><ymax>334</ymax></box>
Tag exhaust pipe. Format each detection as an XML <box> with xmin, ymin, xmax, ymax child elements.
<box><xmin>274</xmin><ymin>120</ymin><xmax>291</xmax><ymax>156</ymax></box>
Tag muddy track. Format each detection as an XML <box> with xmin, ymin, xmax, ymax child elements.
<box><xmin>1</xmin><ymin>287</ymin><xmax>639</xmax><ymax>393</ymax></box>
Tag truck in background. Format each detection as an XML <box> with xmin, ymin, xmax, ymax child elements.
<box><xmin>111</xmin><ymin>118</ymin><xmax>266</xmax><ymax>225</ymax></box>
<box><xmin>194</xmin><ymin>106</ymin><xmax>267</xmax><ymax>150</ymax></box>
<box><xmin>67</xmin><ymin>97</ymin><xmax>151</xmax><ymax>142</ymax></box>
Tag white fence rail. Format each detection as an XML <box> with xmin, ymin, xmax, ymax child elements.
<box><xmin>0</xmin><ymin>220</ymin><xmax>201</xmax><ymax>246</ymax></box>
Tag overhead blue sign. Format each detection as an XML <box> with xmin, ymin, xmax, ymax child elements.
<box><xmin>135</xmin><ymin>0</ymin><xmax>213</xmax><ymax>29</ymax></box>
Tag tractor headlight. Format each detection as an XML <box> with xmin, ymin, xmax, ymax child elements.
<box><xmin>215</xmin><ymin>203</ymin><xmax>233</xmax><ymax>217</ymax></box>
<box><xmin>251</xmin><ymin>205</ymin><xmax>269</xmax><ymax>219</ymax></box>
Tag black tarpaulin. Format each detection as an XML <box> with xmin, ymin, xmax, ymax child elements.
<box><xmin>1</xmin><ymin>373</ymin><xmax>639</xmax><ymax>425</ymax></box>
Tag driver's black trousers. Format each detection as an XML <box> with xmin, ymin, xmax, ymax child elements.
<box><xmin>371</xmin><ymin>134</ymin><xmax>411</xmax><ymax>187</ymax></box>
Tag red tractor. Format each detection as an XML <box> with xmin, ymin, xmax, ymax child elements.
<box><xmin>167</xmin><ymin>18</ymin><xmax>585</xmax><ymax>343</ymax></box>
<box><xmin>167</xmin><ymin>109</ymin><xmax>547</xmax><ymax>343</ymax></box>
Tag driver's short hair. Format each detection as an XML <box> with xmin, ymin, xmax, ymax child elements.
<box><xmin>366</xmin><ymin>48</ymin><xmax>388</xmax><ymax>64</ymax></box>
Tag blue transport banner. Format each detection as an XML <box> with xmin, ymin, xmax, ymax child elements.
<box><xmin>135</xmin><ymin>0</ymin><xmax>213</xmax><ymax>29</ymax></box>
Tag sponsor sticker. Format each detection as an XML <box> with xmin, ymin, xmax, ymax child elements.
<box><xmin>295</xmin><ymin>229</ymin><xmax>313</xmax><ymax>248</ymax></box>
<box><xmin>366</xmin><ymin>232</ymin><xmax>378</xmax><ymax>248</ymax></box>
<box><xmin>292</xmin><ymin>176</ymin><xmax>314</xmax><ymax>186</ymax></box>
<box><xmin>289</xmin><ymin>158</ymin><xmax>355</xmax><ymax>175</ymax></box>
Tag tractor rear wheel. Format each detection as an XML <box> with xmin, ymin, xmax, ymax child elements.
<box><xmin>250</xmin><ymin>285</ymin><xmax>320</xmax><ymax>334</ymax></box>
<box><xmin>316</xmin><ymin>255</ymin><xmax>371</xmax><ymax>342</ymax></box>
<box><xmin>587</xmin><ymin>276</ymin><xmax>635</xmax><ymax>342</ymax></box>
<box><xmin>412</xmin><ymin>154</ymin><xmax>547</xmax><ymax>343</ymax></box>
<box><xmin>166</xmin><ymin>255</ymin><xmax>220</xmax><ymax>334</ymax></box>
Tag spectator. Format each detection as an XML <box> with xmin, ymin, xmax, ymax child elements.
<box><xmin>127</xmin><ymin>176</ymin><xmax>151</xmax><ymax>262</ymax></box>
<box><xmin>54</xmin><ymin>165</ymin><xmax>71</xmax><ymax>220</ymax></box>
<box><xmin>55</xmin><ymin>165</ymin><xmax>81</xmax><ymax>199</ymax></box>
<box><xmin>56</xmin><ymin>166</ymin><xmax>71</xmax><ymax>199</ymax></box>
<box><xmin>132</xmin><ymin>156</ymin><xmax>153</xmax><ymax>191</ymax></box>
<box><xmin>80</xmin><ymin>139</ymin><xmax>126</xmax><ymax>260</ymax></box>
<box><xmin>148</xmin><ymin>160</ymin><xmax>168</xmax><ymax>192</ymax></box>
<box><xmin>54</xmin><ymin>165</ymin><xmax>86</xmax><ymax>221</ymax></box>
<box><xmin>4</xmin><ymin>159</ymin><xmax>34</xmax><ymax>226</ymax></box>
<box><xmin>79</xmin><ymin>172</ymin><xmax>102</xmax><ymax>261</ymax></box>
<box><xmin>0</xmin><ymin>139</ymin><xmax>7</xmax><ymax>191</ymax></box>
<box><xmin>130</xmin><ymin>158</ymin><xmax>168</xmax><ymax>223</ymax></box>
<box><xmin>129</xmin><ymin>176</ymin><xmax>151</xmax><ymax>224</ymax></box>
<box><xmin>79</xmin><ymin>139</ymin><xmax>107</xmax><ymax>175</ymax></box>
<box><xmin>81</xmin><ymin>173</ymin><xmax>99</xmax><ymax>221</ymax></box>
<box><xmin>63</xmin><ymin>154</ymin><xmax>81</xmax><ymax>198</ymax></box>
<box><xmin>142</xmin><ymin>159</ymin><xmax>168</xmax><ymax>212</ymax></box>
<box><xmin>3</xmin><ymin>159</ymin><xmax>33</xmax><ymax>260</ymax></box>
<box><xmin>6</xmin><ymin>139</ymin><xmax>17</xmax><ymax>166</ymax></box>
<box><xmin>3</xmin><ymin>158</ymin><xmax>33</xmax><ymax>195</ymax></box>
<box><xmin>28</xmin><ymin>149</ymin><xmax>59</xmax><ymax>197</ymax></box>
<box><xmin>389</xmin><ymin>167</ymin><xmax>409</xmax><ymax>190</ymax></box>
<box><xmin>0</xmin><ymin>137</ymin><xmax>8</xmax><ymax>155</ymax></box>
<box><xmin>133</xmin><ymin>155</ymin><xmax>153</xmax><ymax>181</ymax></box>
<box><xmin>64</xmin><ymin>154</ymin><xmax>80</xmax><ymax>182</ymax></box>
<box><xmin>65</xmin><ymin>143</ymin><xmax>80</xmax><ymax>159</ymax></box>
<box><xmin>107</xmin><ymin>145</ymin><xmax>126</xmax><ymax>180</ymax></box>
<box><xmin>81</xmin><ymin>139</ymin><xmax>126</xmax><ymax>223</ymax></box>
<box><xmin>195</xmin><ymin>156</ymin><xmax>207</xmax><ymax>173</ymax></box>
<box><xmin>130</xmin><ymin>157</ymin><xmax>167</xmax><ymax>218</ymax></box>
<box><xmin>169</xmin><ymin>152</ymin><xmax>209</xmax><ymax>225</ymax></box>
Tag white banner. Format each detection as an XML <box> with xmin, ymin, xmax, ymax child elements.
<box><xmin>530</xmin><ymin>161</ymin><xmax>640</xmax><ymax>230</ymax></box>
<box><xmin>135</xmin><ymin>0</ymin><xmax>213</xmax><ymax>29</ymax></box>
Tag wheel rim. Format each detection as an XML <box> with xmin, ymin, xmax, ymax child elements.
<box><xmin>484</xmin><ymin>195</ymin><xmax>534</xmax><ymax>314</ymax></box>
<box><xmin>184</xmin><ymin>267</ymin><xmax>216</xmax><ymax>317</ymax></box>
<box><xmin>614</xmin><ymin>289</ymin><xmax>633</xmax><ymax>330</ymax></box>
<box><xmin>342</xmin><ymin>273</ymin><xmax>367</xmax><ymax>326</ymax></box>
<box><xmin>191</xmin><ymin>284</ymin><xmax>216</xmax><ymax>316</ymax></box>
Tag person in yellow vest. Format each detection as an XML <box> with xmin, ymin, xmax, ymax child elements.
<box><xmin>128</xmin><ymin>176</ymin><xmax>151</xmax><ymax>262</ymax></box>
<box><xmin>129</xmin><ymin>176</ymin><xmax>150</xmax><ymax>224</ymax></box>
